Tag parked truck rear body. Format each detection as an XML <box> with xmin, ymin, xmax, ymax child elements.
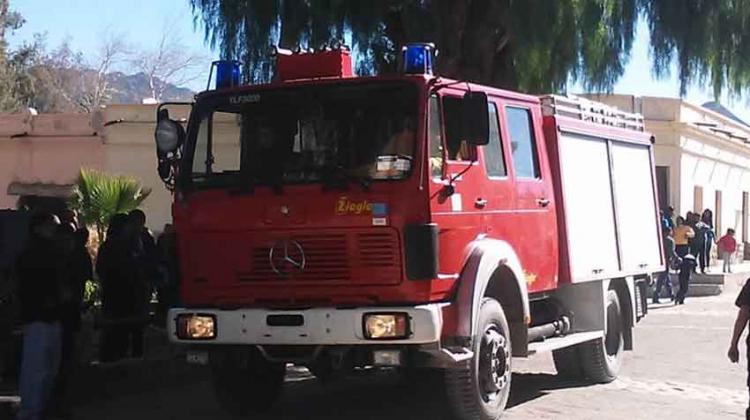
<box><xmin>155</xmin><ymin>45</ymin><xmax>660</xmax><ymax>419</ymax></box>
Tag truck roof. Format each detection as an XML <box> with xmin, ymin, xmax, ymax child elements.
<box><xmin>194</xmin><ymin>73</ymin><xmax>542</xmax><ymax>105</ymax></box>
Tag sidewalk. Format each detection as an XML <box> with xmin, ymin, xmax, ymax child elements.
<box><xmin>688</xmin><ymin>261</ymin><xmax>750</xmax><ymax>296</ymax></box>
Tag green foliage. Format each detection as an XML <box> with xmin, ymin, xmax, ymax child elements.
<box><xmin>189</xmin><ymin>0</ymin><xmax>636</xmax><ymax>92</ymax></box>
<box><xmin>641</xmin><ymin>0</ymin><xmax>750</xmax><ymax>98</ymax></box>
<box><xmin>69</xmin><ymin>169</ymin><xmax>151</xmax><ymax>240</ymax></box>
<box><xmin>0</xmin><ymin>0</ymin><xmax>38</xmax><ymax>112</ymax></box>
<box><xmin>83</xmin><ymin>279</ymin><xmax>101</xmax><ymax>309</ymax></box>
<box><xmin>190</xmin><ymin>0</ymin><xmax>750</xmax><ymax>98</ymax></box>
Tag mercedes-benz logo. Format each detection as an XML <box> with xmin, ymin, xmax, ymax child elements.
<box><xmin>269</xmin><ymin>239</ymin><xmax>306</xmax><ymax>276</ymax></box>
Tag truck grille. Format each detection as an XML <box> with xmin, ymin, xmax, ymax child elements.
<box><xmin>239</xmin><ymin>229</ymin><xmax>401</xmax><ymax>284</ymax></box>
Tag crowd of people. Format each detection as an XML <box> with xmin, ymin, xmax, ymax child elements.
<box><xmin>657</xmin><ymin>206</ymin><xmax>738</xmax><ymax>305</ymax></box>
<box><xmin>11</xmin><ymin>209</ymin><xmax>177</xmax><ymax>420</ymax></box>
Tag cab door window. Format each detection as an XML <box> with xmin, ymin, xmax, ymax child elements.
<box><xmin>507</xmin><ymin>106</ymin><xmax>540</xmax><ymax>179</ymax></box>
<box><xmin>483</xmin><ymin>103</ymin><xmax>507</xmax><ymax>178</ymax></box>
<box><xmin>428</xmin><ymin>94</ymin><xmax>444</xmax><ymax>177</ymax></box>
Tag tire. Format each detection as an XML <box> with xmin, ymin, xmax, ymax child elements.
<box><xmin>577</xmin><ymin>289</ymin><xmax>624</xmax><ymax>383</ymax></box>
<box><xmin>446</xmin><ymin>298</ymin><xmax>512</xmax><ymax>420</ymax></box>
<box><xmin>210</xmin><ymin>347</ymin><xmax>286</xmax><ymax>417</ymax></box>
<box><xmin>552</xmin><ymin>345</ymin><xmax>583</xmax><ymax>380</ymax></box>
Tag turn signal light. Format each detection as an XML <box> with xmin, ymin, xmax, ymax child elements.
<box><xmin>363</xmin><ymin>313</ymin><xmax>410</xmax><ymax>339</ymax></box>
<box><xmin>176</xmin><ymin>314</ymin><xmax>216</xmax><ymax>340</ymax></box>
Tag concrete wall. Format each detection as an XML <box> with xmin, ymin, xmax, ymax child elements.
<box><xmin>0</xmin><ymin>104</ymin><xmax>191</xmax><ymax>232</ymax></box>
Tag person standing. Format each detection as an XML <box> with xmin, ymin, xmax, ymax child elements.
<box><xmin>654</xmin><ymin>227</ymin><xmax>678</xmax><ymax>304</ymax></box>
<box><xmin>728</xmin><ymin>278</ymin><xmax>750</xmax><ymax>420</ymax></box>
<box><xmin>701</xmin><ymin>209</ymin><xmax>715</xmax><ymax>268</ymax></box>
<box><xmin>124</xmin><ymin>210</ymin><xmax>158</xmax><ymax>359</ymax></box>
<box><xmin>674</xmin><ymin>253</ymin><xmax>696</xmax><ymax>305</ymax></box>
<box><xmin>155</xmin><ymin>224</ymin><xmax>179</xmax><ymax>324</ymax></box>
<box><xmin>673</xmin><ymin>216</ymin><xmax>694</xmax><ymax>258</ymax></box>
<box><xmin>718</xmin><ymin>229</ymin><xmax>738</xmax><ymax>274</ymax></box>
<box><xmin>662</xmin><ymin>206</ymin><xmax>675</xmax><ymax>231</ymax></box>
<box><xmin>50</xmin><ymin>223</ymin><xmax>92</xmax><ymax>417</ymax></box>
<box><xmin>15</xmin><ymin>212</ymin><xmax>64</xmax><ymax>420</ymax></box>
<box><xmin>693</xmin><ymin>218</ymin><xmax>711</xmax><ymax>274</ymax></box>
<box><xmin>97</xmin><ymin>214</ymin><xmax>131</xmax><ymax>362</ymax></box>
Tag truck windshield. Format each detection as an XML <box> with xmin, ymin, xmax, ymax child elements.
<box><xmin>188</xmin><ymin>82</ymin><xmax>418</xmax><ymax>189</ymax></box>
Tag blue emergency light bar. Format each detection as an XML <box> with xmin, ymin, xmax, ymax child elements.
<box><xmin>207</xmin><ymin>60</ymin><xmax>242</xmax><ymax>90</ymax></box>
<box><xmin>401</xmin><ymin>43</ymin><xmax>437</xmax><ymax>75</ymax></box>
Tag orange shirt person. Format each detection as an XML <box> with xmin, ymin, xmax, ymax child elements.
<box><xmin>673</xmin><ymin>216</ymin><xmax>694</xmax><ymax>258</ymax></box>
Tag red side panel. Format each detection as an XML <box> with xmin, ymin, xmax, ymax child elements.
<box><xmin>277</xmin><ymin>50</ymin><xmax>354</xmax><ymax>81</ymax></box>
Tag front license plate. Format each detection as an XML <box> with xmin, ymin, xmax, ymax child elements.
<box><xmin>186</xmin><ymin>351</ymin><xmax>209</xmax><ymax>365</ymax></box>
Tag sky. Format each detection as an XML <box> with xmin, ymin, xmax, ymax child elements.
<box><xmin>7</xmin><ymin>0</ymin><xmax>750</xmax><ymax>122</ymax></box>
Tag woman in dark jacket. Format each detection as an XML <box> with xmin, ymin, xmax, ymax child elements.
<box><xmin>96</xmin><ymin>214</ymin><xmax>132</xmax><ymax>362</ymax></box>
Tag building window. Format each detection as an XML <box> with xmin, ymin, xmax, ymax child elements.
<box><xmin>715</xmin><ymin>190</ymin><xmax>722</xmax><ymax>235</ymax></box>
<box><xmin>693</xmin><ymin>185</ymin><xmax>703</xmax><ymax>214</ymax></box>
<box><xmin>743</xmin><ymin>191</ymin><xmax>748</xmax><ymax>243</ymax></box>
<box><xmin>655</xmin><ymin>166</ymin><xmax>669</xmax><ymax>211</ymax></box>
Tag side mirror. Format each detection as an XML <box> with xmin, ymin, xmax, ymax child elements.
<box><xmin>155</xmin><ymin>117</ymin><xmax>185</xmax><ymax>156</ymax></box>
<box><xmin>462</xmin><ymin>91</ymin><xmax>489</xmax><ymax>146</ymax></box>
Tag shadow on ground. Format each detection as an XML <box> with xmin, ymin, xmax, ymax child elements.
<box><xmin>73</xmin><ymin>362</ymin><xmax>599</xmax><ymax>420</ymax></box>
<box><xmin>247</xmin><ymin>370</ymin><xmax>595</xmax><ymax>420</ymax></box>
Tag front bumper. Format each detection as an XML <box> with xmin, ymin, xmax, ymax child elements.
<box><xmin>167</xmin><ymin>304</ymin><xmax>445</xmax><ymax>346</ymax></box>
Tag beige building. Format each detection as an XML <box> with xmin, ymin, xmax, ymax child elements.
<box><xmin>585</xmin><ymin>94</ymin><xmax>750</xmax><ymax>252</ymax></box>
<box><xmin>0</xmin><ymin>104</ymin><xmax>190</xmax><ymax>232</ymax></box>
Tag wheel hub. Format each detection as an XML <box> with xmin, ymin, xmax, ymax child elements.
<box><xmin>479</xmin><ymin>326</ymin><xmax>509</xmax><ymax>397</ymax></box>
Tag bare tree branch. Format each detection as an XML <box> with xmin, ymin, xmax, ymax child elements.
<box><xmin>129</xmin><ymin>23</ymin><xmax>206</xmax><ymax>102</ymax></box>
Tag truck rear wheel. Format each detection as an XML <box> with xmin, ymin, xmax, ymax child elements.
<box><xmin>578</xmin><ymin>289</ymin><xmax>623</xmax><ymax>383</ymax></box>
<box><xmin>552</xmin><ymin>345</ymin><xmax>583</xmax><ymax>380</ymax></box>
<box><xmin>445</xmin><ymin>298</ymin><xmax>512</xmax><ymax>420</ymax></box>
<box><xmin>210</xmin><ymin>347</ymin><xmax>286</xmax><ymax>416</ymax></box>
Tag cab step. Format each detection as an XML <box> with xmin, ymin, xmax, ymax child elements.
<box><xmin>526</xmin><ymin>331</ymin><xmax>603</xmax><ymax>355</ymax></box>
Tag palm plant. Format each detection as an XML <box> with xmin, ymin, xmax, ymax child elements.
<box><xmin>70</xmin><ymin>168</ymin><xmax>151</xmax><ymax>241</ymax></box>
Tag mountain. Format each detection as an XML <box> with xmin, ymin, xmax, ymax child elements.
<box><xmin>702</xmin><ymin>101</ymin><xmax>750</xmax><ymax>128</ymax></box>
<box><xmin>107</xmin><ymin>71</ymin><xmax>195</xmax><ymax>103</ymax></box>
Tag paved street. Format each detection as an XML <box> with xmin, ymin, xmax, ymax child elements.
<box><xmin>73</xmin><ymin>278</ymin><xmax>749</xmax><ymax>420</ymax></box>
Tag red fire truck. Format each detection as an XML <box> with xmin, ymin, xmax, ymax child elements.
<box><xmin>154</xmin><ymin>44</ymin><xmax>660</xmax><ymax>419</ymax></box>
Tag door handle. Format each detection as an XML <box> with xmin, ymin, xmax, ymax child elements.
<box><xmin>536</xmin><ymin>198</ymin><xmax>550</xmax><ymax>207</ymax></box>
<box><xmin>475</xmin><ymin>198</ymin><xmax>488</xmax><ymax>208</ymax></box>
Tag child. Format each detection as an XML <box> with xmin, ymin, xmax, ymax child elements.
<box><xmin>718</xmin><ymin>228</ymin><xmax>737</xmax><ymax>273</ymax></box>
<box><xmin>675</xmin><ymin>253</ymin><xmax>696</xmax><ymax>305</ymax></box>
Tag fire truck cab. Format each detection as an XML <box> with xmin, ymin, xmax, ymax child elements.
<box><xmin>154</xmin><ymin>44</ymin><xmax>658</xmax><ymax>419</ymax></box>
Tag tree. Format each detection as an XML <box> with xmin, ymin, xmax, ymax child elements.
<box><xmin>78</xmin><ymin>32</ymin><xmax>128</xmax><ymax>111</ymax></box>
<box><xmin>189</xmin><ymin>0</ymin><xmax>750</xmax><ymax>98</ymax></box>
<box><xmin>129</xmin><ymin>24</ymin><xmax>206</xmax><ymax>102</ymax></box>
<box><xmin>26</xmin><ymin>32</ymin><xmax>128</xmax><ymax>113</ymax></box>
<box><xmin>69</xmin><ymin>169</ymin><xmax>151</xmax><ymax>242</ymax></box>
<box><xmin>0</xmin><ymin>0</ymin><xmax>36</xmax><ymax>112</ymax></box>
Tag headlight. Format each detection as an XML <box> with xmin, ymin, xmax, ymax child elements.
<box><xmin>176</xmin><ymin>314</ymin><xmax>216</xmax><ymax>340</ymax></box>
<box><xmin>363</xmin><ymin>313</ymin><xmax>409</xmax><ymax>339</ymax></box>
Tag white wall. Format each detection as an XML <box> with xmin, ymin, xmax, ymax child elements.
<box><xmin>679</xmin><ymin>137</ymin><xmax>750</xmax><ymax>239</ymax></box>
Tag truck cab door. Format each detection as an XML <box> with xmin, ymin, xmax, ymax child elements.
<box><xmin>428</xmin><ymin>93</ymin><xmax>486</xmax><ymax>280</ymax></box>
<box><xmin>502</xmin><ymin>104</ymin><xmax>558</xmax><ymax>292</ymax></box>
<box><xmin>480</xmin><ymin>99</ymin><xmax>514</xmax><ymax>233</ymax></box>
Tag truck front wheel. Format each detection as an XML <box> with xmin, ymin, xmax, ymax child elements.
<box><xmin>578</xmin><ymin>289</ymin><xmax>624</xmax><ymax>383</ymax></box>
<box><xmin>446</xmin><ymin>298</ymin><xmax>512</xmax><ymax>420</ymax></box>
<box><xmin>210</xmin><ymin>347</ymin><xmax>285</xmax><ymax>416</ymax></box>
